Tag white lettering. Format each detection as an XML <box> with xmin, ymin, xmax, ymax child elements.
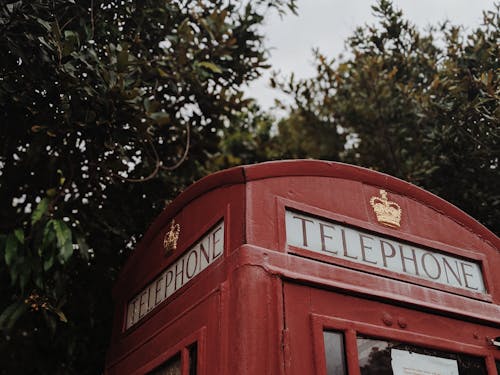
<box><xmin>126</xmin><ymin>221</ymin><xmax>224</xmax><ymax>329</ymax></box>
<box><xmin>285</xmin><ymin>210</ymin><xmax>485</xmax><ymax>294</ymax></box>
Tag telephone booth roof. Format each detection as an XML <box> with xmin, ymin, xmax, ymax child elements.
<box><xmin>114</xmin><ymin>160</ymin><xmax>498</xmax><ymax>297</ymax></box>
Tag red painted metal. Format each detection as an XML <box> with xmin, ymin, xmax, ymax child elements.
<box><xmin>106</xmin><ymin>160</ymin><xmax>500</xmax><ymax>375</ymax></box>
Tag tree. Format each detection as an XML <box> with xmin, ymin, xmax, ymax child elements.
<box><xmin>268</xmin><ymin>1</ymin><xmax>499</xmax><ymax>233</ymax></box>
<box><xmin>0</xmin><ymin>0</ymin><xmax>295</xmax><ymax>373</ymax></box>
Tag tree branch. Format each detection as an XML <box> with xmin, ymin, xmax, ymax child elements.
<box><xmin>160</xmin><ymin>122</ymin><xmax>191</xmax><ymax>171</ymax></box>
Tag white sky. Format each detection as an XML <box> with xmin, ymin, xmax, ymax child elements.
<box><xmin>247</xmin><ymin>0</ymin><xmax>494</xmax><ymax>110</ymax></box>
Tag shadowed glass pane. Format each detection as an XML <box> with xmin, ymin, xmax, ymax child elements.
<box><xmin>324</xmin><ymin>331</ymin><xmax>348</xmax><ymax>375</ymax></box>
<box><xmin>357</xmin><ymin>336</ymin><xmax>487</xmax><ymax>375</ymax></box>
<box><xmin>189</xmin><ymin>344</ymin><xmax>198</xmax><ymax>375</ymax></box>
<box><xmin>148</xmin><ymin>354</ymin><xmax>181</xmax><ymax>375</ymax></box>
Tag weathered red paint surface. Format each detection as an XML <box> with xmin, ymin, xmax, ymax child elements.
<box><xmin>106</xmin><ymin>160</ymin><xmax>500</xmax><ymax>375</ymax></box>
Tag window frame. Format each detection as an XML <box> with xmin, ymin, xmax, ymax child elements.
<box><xmin>311</xmin><ymin>314</ymin><xmax>498</xmax><ymax>375</ymax></box>
<box><xmin>322</xmin><ymin>330</ymin><xmax>349</xmax><ymax>375</ymax></box>
<box><xmin>134</xmin><ymin>327</ymin><xmax>206</xmax><ymax>375</ymax></box>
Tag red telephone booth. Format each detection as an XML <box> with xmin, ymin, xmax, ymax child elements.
<box><xmin>105</xmin><ymin>160</ymin><xmax>500</xmax><ymax>375</ymax></box>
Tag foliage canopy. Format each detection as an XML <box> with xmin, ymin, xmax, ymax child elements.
<box><xmin>0</xmin><ymin>0</ymin><xmax>295</xmax><ymax>373</ymax></box>
<box><xmin>243</xmin><ymin>0</ymin><xmax>499</xmax><ymax>233</ymax></box>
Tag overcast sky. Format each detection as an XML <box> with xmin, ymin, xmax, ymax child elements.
<box><xmin>247</xmin><ymin>0</ymin><xmax>494</xmax><ymax>110</ymax></box>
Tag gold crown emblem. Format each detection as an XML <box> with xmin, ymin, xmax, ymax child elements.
<box><xmin>163</xmin><ymin>220</ymin><xmax>181</xmax><ymax>255</ymax></box>
<box><xmin>370</xmin><ymin>190</ymin><xmax>402</xmax><ymax>228</ymax></box>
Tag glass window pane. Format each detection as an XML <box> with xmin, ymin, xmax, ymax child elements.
<box><xmin>189</xmin><ymin>344</ymin><xmax>198</xmax><ymax>375</ymax></box>
<box><xmin>357</xmin><ymin>336</ymin><xmax>487</xmax><ymax>375</ymax></box>
<box><xmin>496</xmin><ymin>360</ymin><xmax>500</xmax><ymax>374</ymax></box>
<box><xmin>323</xmin><ymin>331</ymin><xmax>348</xmax><ymax>375</ymax></box>
<box><xmin>148</xmin><ymin>354</ymin><xmax>181</xmax><ymax>375</ymax></box>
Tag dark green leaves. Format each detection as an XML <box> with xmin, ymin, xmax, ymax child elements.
<box><xmin>4</xmin><ymin>233</ymin><xmax>18</xmax><ymax>266</ymax></box>
<box><xmin>0</xmin><ymin>301</ymin><xmax>27</xmax><ymax>331</ymax></box>
<box><xmin>0</xmin><ymin>0</ymin><xmax>296</xmax><ymax>373</ymax></box>
<box><xmin>31</xmin><ymin>198</ymin><xmax>49</xmax><ymax>225</ymax></box>
<box><xmin>198</xmin><ymin>61</ymin><xmax>223</xmax><ymax>74</ymax></box>
<box><xmin>268</xmin><ymin>1</ymin><xmax>499</xmax><ymax>233</ymax></box>
<box><xmin>51</xmin><ymin>220</ymin><xmax>73</xmax><ymax>264</ymax></box>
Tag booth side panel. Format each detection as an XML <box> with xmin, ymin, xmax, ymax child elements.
<box><xmin>113</xmin><ymin>183</ymin><xmax>246</xmax><ymax>304</ymax></box>
<box><xmin>107</xmin><ymin>183</ymin><xmax>246</xmax><ymax>357</ymax></box>
<box><xmin>106</xmin><ymin>233</ymin><xmax>240</xmax><ymax>372</ymax></box>
<box><xmin>106</xmin><ymin>290</ymin><xmax>220</xmax><ymax>375</ymax></box>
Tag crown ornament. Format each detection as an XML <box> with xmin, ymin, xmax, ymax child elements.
<box><xmin>370</xmin><ymin>190</ymin><xmax>402</xmax><ymax>228</ymax></box>
<box><xmin>163</xmin><ymin>220</ymin><xmax>181</xmax><ymax>255</ymax></box>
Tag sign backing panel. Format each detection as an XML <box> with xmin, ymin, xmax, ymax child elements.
<box><xmin>285</xmin><ymin>210</ymin><xmax>486</xmax><ymax>294</ymax></box>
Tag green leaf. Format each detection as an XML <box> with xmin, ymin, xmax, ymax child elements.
<box><xmin>0</xmin><ymin>302</ymin><xmax>26</xmax><ymax>330</ymax></box>
<box><xmin>53</xmin><ymin>220</ymin><xmax>73</xmax><ymax>263</ymax></box>
<box><xmin>143</xmin><ymin>97</ymin><xmax>151</xmax><ymax>112</ymax></box>
<box><xmin>198</xmin><ymin>61</ymin><xmax>223</xmax><ymax>74</ymax></box>
<box><xmin>5</xmin><ymin>234</ymin><xmax>17</xmax><ymax>266</ymax></box>
<box><xmin>149</xmin><ymin>112</ymin><xmax>171</xmax><ymax>126</ymax></box>
<box><xmin>43</xmin><ymin>220</ymin><xmax>56</xmax><ymax>246</ymax></box>
<box><xmin>53</xmin><ymin>220</ymin><xmax>70</xmax><ymax>244</ymax></box>
<box><xmin>64</xmin><ymin>30</ymin><xmax>78</xmax><ymax>41</ymax></box>
<box><xmin>9</xmin><ymin>255</ymin><xmax>31</xmax><ymax>290</ymax></box>
<box><xmin>34</xmin><ymin>274</ymin><xmax>44</xmax><ymax>289</ymax></box>
<box><xmin>117</xmin><ymin>48</ymin><xmax>129</xmax><ymax>72</ymax></box>
<box><xmin>32</xmin><ymin>198</ymin><xmax>49</xmax><ymax>224</ymax></box>
<box><xmin>62</xmin><ymin>30</ymin><xmax>80</xmax><ymax>56</ymax></box>
<box><xmin>36</xmin><ymin>18</ymin><xmax>52</xmax><ymax>31</ymax></box>
<box><xmin>7</xmin><ymin>303</ymin><xmax>27</xmax><ymax>330</ymax></box>
<box><xmin>60</xmin><ymin>243</ymin><xmax>73</xmax><ymax>263</ymax></box>
<box><xmin>157</xmin><ymin>68</ymin><xmax>169</xmax><ymax>78</ymax></box>
<box><xmin>14</xmin><ymin>229</ymin><xmax>24</xmax><ymax>244</ymax></box>
<box><xmin>43</xmin><ymin>256</ymin><xmax>54</xmax><ymax>271</ymax></box>
<box><xmin>6</xmin><ymin>1</ymin><xmax>22</xmax><ymax>13</ymax></box>
<box><xmin>0</xmin><ymin>303</ymin><xmax>18</xmax><ymax>327</ymax></box>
